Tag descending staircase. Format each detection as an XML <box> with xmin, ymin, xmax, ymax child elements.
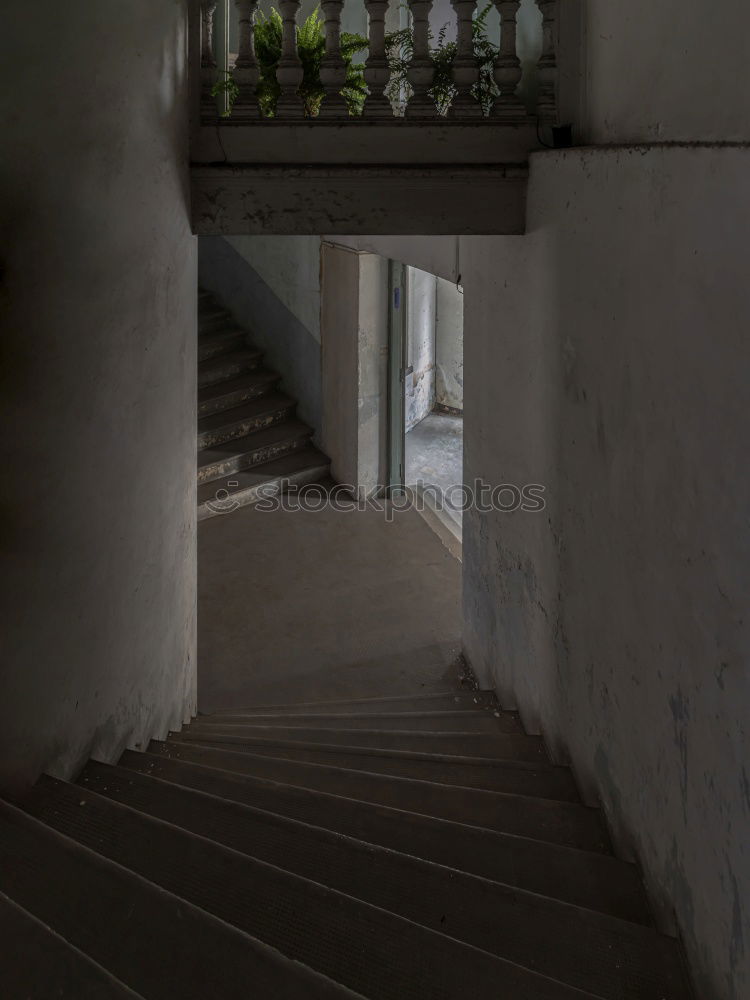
<box><xmin>0</xmin><ymin>688</ymin><xmax>695</xmax><ymax>999</ymax></box>
<box><xmin>197</xmin><ymin>288</ymin><xmax>329</xmax><ymax>518</ymax></box>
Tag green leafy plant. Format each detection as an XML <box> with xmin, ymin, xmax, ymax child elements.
<box><xmin>213</xmin><ymin>7</ymin><xmax>368</xmax><ymax>118</ymax></box>
<box><xmin>384</xmin><ymin>4</ymin><xmax>499</xmax><ymax>116</ymax></box>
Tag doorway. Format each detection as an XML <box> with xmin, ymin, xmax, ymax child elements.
<box><xmin>388</xmin><ymin>262</ymin><xmax>464</xmax><ymax>545</ymax></box>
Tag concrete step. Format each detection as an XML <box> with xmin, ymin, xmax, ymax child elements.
<box><xmin>0</xmin><ymin>798</ymin><xmax>358</xmax><ymax>1000</ymax></box>
<box><xmin>198</xmin><ymin>709</ymin><xmax>524</xmax><ymax>734</ymax></box>
<box><xmin>77</xmin><ymin>763</ymin><xmax>689</xmax><ymax>999</ymax></box>
<box><xmin>174</xmin><ymin>724</ymin><xmax>548</xmax><ymax>762</ymax></box>
<box><xmin>198</xmin><ymin>326</ymin><xmax>247</xmax><ymax>362</ymax></box>
<box><xmin>175</xmin><ymin>739</ymin><xmax>580</xmax><ymax>801</ymax></box>
<box><xmin>197</xmin><ymin>392</ymin><xmax>296</xmax><ymax>450</ymax></box>
<box><xmin>27</xmin><ymin>776</ymin><xmax>607</xmax><ymax>1000</ymax></box>
<box><xmin>198</xmin><ymin>347</ymin><xmax>262</xmax><ymax>388</ymax></box>
<box><xmin>198</xmin><ymin>368</ymin><xmax>280</xmax><ymax>417</ymax></box>
<box><xmin>197</xmin><ymin>418</ymin><xmax>314</xmax><ymax>485</ymax></box>
<box><xmin>197</xmin><ymin>445</ymin><xmax>331</xmax><ymax>520</ymax></box>
<box><xmin>0</xmin><ymin>890</ymin><xmax>143</xmax><ymax>999</ymax></box>
<box><xmin>149</xmin><ymin>742</ymin><xmax>609</xmax><ymax>850</ymax></box>
<box><xmin>117</xmin><ymin>752</ymin><xmax>648</xmax><ymax>922</ymax></box>
<box><xmin>213</xmin><ymin>690</ymin><xmax>501</xmax><ymax>715</ymax></box>
<box><xmin>198</xmin><ymin>306</ymin><xmax>233</xmax><ymax>332</ymax></box>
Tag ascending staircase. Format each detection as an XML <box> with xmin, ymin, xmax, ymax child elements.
<box><xmin>0</xmin><ymin>687</ymin><xmax>695</xmax><ymax>998</ymax></box>
<box><xmin>197</xmin><ymin>288</ymin><xmax>329</xmax><ymax>518</ymax></box>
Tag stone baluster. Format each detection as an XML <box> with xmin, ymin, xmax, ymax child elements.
<box><xmin>319</xmin><ymin>0</ymin><xmax>348</xmax><ymax>116</ymax></box>
<box><xmin>535</xmin><ymin>0</ymin><xmax>558</xmax><ymax>122</ymax></box>
<box><xmin>276</xmin><ymin>0</ymin><xmax>304</xmax><ymax>117</ymax></box>
<box><xmin>233</xmin><ymin>0</ymin><xmax>260</xmax><ymax>117</ymax></box>
<box><xmin>200</xmin><ymin>0</ymin><xmax>219</xmax><ymax>117</ymax></box>
<box><xmin>450</xmin><ymin>0</ymin><xmax>482</xmax><ymax>117</ymax></box>
<box><xmin>405</xmin><ymin>0</ymin><xmax>435</xmax><ymax>118</ymax></box>
<box><xmin>363</xmin><ymin>0</ymin><xmax>392</xmax><ymax>117</ymax></box>
<box><xmin>491</xmin><ymin>0</ymin><xmax>524</xmax><ymax>117</ymax></box>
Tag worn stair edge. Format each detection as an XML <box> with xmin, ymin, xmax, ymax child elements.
<box><xmin>197</xmin><ymin>418</ymin><xmax>313</xmax><ymax>484</ymax></box>
<box><xmin>145</xmin><ymin>742</ymin><xmax>610</xmax><ymax>852</ymax></box>
<box><xmin>197</xmin><ymin>393</ymin><xmax>297</xmax><ymax>450</ymax></box>
<box><xmin>0</xmin><ymin>890</ymin><xmax>144</xmax><ymax>999</ymax></box>
<box><xmin>27</xmin><ymin>776</ymin><xmax>611</xmax><ymax>1000</ymax></box>
<box><xmin>198</xmin><ymin>327</ymin><xmax>247</xmax><ymax>362</ymax></box>
<box><xmin>211</xmin><ymin>689</ymin><xmax>499</xmax><ymax>714</ymax></box>
<box><xmin>193</xmin><ymin>709</ymin><xmax>524</xmax><ymax>735</ymax></box>
<box><xmin>197</xmin><ymin>447</ymin><xmax>330</xmax><ymax>520</ymax></box>
<box><xmin>171</xmin><ymin>738</ymin><xmax>580</xmax><ymax>801</ymax></box>
<box><xmin>198</xmin><ymin>348</ymin><xmax>262</xmax><ymax>388</ymax></box>
<box><xmin>173</xmin><ymin>724</ymin><xmax>549</xmax><ymax>762</ymax></box>
<box><xmin>198</xmin><ymin>368</ymin><xmax>280</xmax><ymax>416</ymax></box>
<box><xmin>76</xmin><ymin>764</ymin><xmax>687</xmax><ymax>998</ymax></box>
<box><xmin>117</xmin><ymin>751</ymin><xmax>650</xmax><ymax>922</ymax></box>
<box><xmin>0</xmin><ymin>799</ymin><xmax>362</xmax><ymax>1000</ymax></box>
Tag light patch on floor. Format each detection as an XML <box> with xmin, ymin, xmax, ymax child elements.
<box><xmin>406</xmin><ymin>412</ymin><xmax>464</xmax><ymax>528</ymax></box>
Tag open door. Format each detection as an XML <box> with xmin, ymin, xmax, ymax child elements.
<box><xmin>387</xmin><ymin>259</ymin><xmax>407</xmax><ymax>495</ymax></box>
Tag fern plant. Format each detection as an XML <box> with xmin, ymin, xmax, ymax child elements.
<box><xmin>213</xmin><ymin>7</ymin><xmax>368</xmax><ymax>118</ymax></box>
<box><xmin>384</xmin><ymin>3</ymin><xmax>499</xmax><ymax>116</ymax></box>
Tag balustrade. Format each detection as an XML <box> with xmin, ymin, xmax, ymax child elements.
<box><xmin>196</xmin><ymin>0</ymin><xmax>560</xmax><ymax>123</ymax></box>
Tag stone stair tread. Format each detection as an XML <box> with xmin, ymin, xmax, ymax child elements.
<box><xmin>173</xmin><ymin>723</ymin><xmax>549</xmax><ymax>762</ymax></box>
<box><xmin>198</xmin><ymin>367</ymin><xmax>279</xmax><ymax>408</ymax></box>
<box><xmin>172</xmin><ymin>738</ymin><xmax>581</xmax><ymax>801</ymax></box>
<box><xmin>197</xmin><ymin>327</ymin><xmax>246</xmax><ymax>362</ymax></box>
<box><xmin>24</xmin><ymin>776</ymin><xmax>615</xmax><ymax>1000</ymax></box>
<box><xmin>197</xmin><ymin>391</ymin><xmax>295</xmax><ymax>438</ymax></box>
<box><xmin>198</xmin><ymin>347</ymin><xmax>262</xmax><ymax>386</ymax></box>
<box><xmin>0</xmin><ymin>889</ymin><xmax>144</xmax><ymax>999</ymax></box>
<box><xmin>195</xmin><ymin>709</ymin><xmax>524</xmax><ymax>734</ymax></box>
<box><xmin>116</xmin><ymin>751</ymin><xmax>650</xmax><ymax>923</ymax></box>
<box><xmin>76</xmin><ymin>762</ymin><xmax>688</xmax><ymax>999</ymax></box>
<box><xmin>211</xmin><ymin>690</ymin><xmax>500</xmax><ymax>714</ymax></box>
<box><xmin>197</xmin><ymin>417</ymin><xmax>312</xmax><ymax>470</ymax></box>
<box><xmin>145</xmin><ymin>741</ymin><xmax>610</xmax><ymax>851</ymax></box>
<box><xmin>0</xmin><ymin>799</ymin><xmax>359</xmax><ymax>1000</ymax></box>
<box><xmin>197</xmin><ymin>446</ymin><xmax>330</xmax><ymax>517</ymax></box>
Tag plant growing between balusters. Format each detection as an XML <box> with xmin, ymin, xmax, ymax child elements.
<box><xmin>212</xmin><ymin>6</ymin><xmax>369</xmax><ymax>117</ymax></box>
<box><xmin>384</xmin><ymin>3</ymin><xmax>499</xmax><ymax>116</ymax></box>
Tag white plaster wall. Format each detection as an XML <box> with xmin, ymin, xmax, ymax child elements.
<box><xmin>0</xmin><ymin>2</ymin><xmax>197</xmax><ymax>791</ymax></box>
<box><xmin>582</xmin><ymin>1</ymin><xmax>750</xmax><ymax>143</ymax></box>
<box><xmin>224</xmin><ymin>236</ymin><xmax>321</xmax><ymax>342</ymax></box>
<box><xmin>461</xmin><ymin>145</ymin><xmax>750</xmax><ymax>999</ymax></box>
<box><xmin>325</xmin><ymin>236</ymin><xmax>459</xmax><ymax>284</ymax></box>
<box><xmin>406</xmin><ymin>267</ymin><xmax>437</xmax><ymax>430</ymax></box>
<box><xmin>435</xmin><ymin>277</ymin><xmax>464</xmax><ymax>410</ymax></box>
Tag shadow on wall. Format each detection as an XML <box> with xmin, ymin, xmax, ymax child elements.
<box><xmin>199</xmin><ymin>236</ymin><xmax>323</xmax><ymax>442</ymax></box>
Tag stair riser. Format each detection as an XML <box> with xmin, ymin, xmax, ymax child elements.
<box><xmin>118</xmin><ymin>752</ymin><xmax>650</xmax><ymax>922</ymax></box>
<box><xmin>184</xmin><ymin>743</ymin><xmax>579</xmax><ymax>801</ymax></box>
<box><xmin>198</xmin><ymin>331</ymin><xmax>247</xmax><ymax>363</ymax></box>
<box><xmin>218</xmin><ymin>691</ymin><xmax>500</xmax><ymax>715</ymax></box>
<box><xmin>199</xmin><ymin>379</ymin><xmax>279</xmax><ymax>418</ymax></box>
<box><xmin>199</xmin><ymin>712</ymin><xmax>523</xmax><ymax>734</ymax></box>
<box><xmin>198</xmin><ymin>404</ymin><xmax>296</xmax><ymax>451</ymax></box>
<box><xmin>198</xmin><ymin>356</ymin><xmax>261</xmax><ymax>388</ymax></box>
<box><xmin>176</xmin><ymin>727</ymin><xmax>547</xmax><ymax>762</ymax></box>
<box><xmin>198</xmin><ymin>463</ymin><xmax>329</xmax><ymax>521</ymax></box>
<box><xmin>199</xmin><ymin>311</ymin><xmax>231</xmax><ymax>333</ymax></box>
<box><xmin>158</xmin><ymin>743</ymin><xmax>607</xmax><ymax>850</ymax></box>
<box><xmin>198</xmin><ymin>435</ymin><xmax>310</xmax><ymax>486</ymax></box>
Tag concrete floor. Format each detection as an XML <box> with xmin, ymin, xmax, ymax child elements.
<box><xmin>406</xmin><ymin>412</ymin><xmax>464</xmax><ymax>528</ymax></box>
<box><xmin>198</xmin><ymin>498</ymin><xmax>462</xmax><ymax>713</ymax></box>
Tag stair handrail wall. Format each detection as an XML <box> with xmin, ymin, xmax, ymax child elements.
<box><xmin>192</xmin><ymin>0</ymin><xmax>568</xmax><ymax>129</ymax></box>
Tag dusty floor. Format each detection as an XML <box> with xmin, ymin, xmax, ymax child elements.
<box><xmin>406</xmin><ymin>412</ymin><xmax>464</xmax><ymax>528</ymax></box>
<box><xmin>198</xmin><ymin>497</ymin><xmax>462</xmax><ymax>712</ymax></box>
